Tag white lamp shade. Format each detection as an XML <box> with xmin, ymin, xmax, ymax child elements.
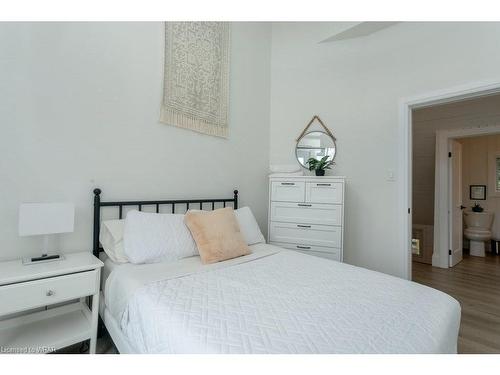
<box><xmin>19</xmin><ymin>203</ymin><xmax>75</xmax><ymax>236</ymax></box>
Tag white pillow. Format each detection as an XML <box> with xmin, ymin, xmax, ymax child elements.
<box><xmin>99</xmin><ymin>220</ymin><xmax>128</xmax><ymax>263</ymax></box>
<box><xmin>234</xmin><ymin>207</ymin><xmax>266</xmax><ymax>245</ymax></box>
<box><xmin>123</xmin><ymin>210</ymin><xmax>198</xmax><ymax>264</ymax></box>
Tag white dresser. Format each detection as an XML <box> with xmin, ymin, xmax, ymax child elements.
<box><xmin>268</xmin><ymin>175</ymin><xmax>345</xmax><ymax>261</ymax></box>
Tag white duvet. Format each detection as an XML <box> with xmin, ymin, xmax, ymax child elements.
<box><xmin>104</xmin><ymin>244</ymin><xmax>461</xmax><ymax>354</ymax></box>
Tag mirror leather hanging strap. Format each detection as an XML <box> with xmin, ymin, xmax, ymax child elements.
<box><xmin>296</xmin><ymin>115</ymin><xmax>336</xmax><ymax>141</ymax></box>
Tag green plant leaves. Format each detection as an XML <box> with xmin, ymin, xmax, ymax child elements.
<box><xmin>305</xmin><ymin>156</ymin><xmax>335</xmax><ymax>171</ymax></box>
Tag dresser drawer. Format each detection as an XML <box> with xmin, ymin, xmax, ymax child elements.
<box><xmin>295</xmin><ymin>249</ymin><xmax>341</xmax><ymax>262</ymax></box>
<box><xmin>271</xmin><ymin>181</ymin><xmax>305</xmax><ymax>202</ymax></box>
<box><xmin>269</xmin><ymin>222</ymin><xmax>342</xmax><ymax>248</ymax></box>
<box><xmin>271</xmin><ymin>241</ymin><xmax>340</xmax><ymax>254</ymax></box>
<box><xmin>270</xmin><ymin>201</ymin><xmax>342</xmax><ymax>226</ymax></box>
<box><xmin>305</xmin><ymin>182</ymin><xmax>343</xmax><ymax>204</ymax></box>
<box><xmin>271</xmin><ymin>241</ymin><xmax>341</xmax><ymax>261</ymax></box>
<box><xmin>0</xmin><ymin>270</ymin><xmax>99</xmax><ymax>316</ymax></box>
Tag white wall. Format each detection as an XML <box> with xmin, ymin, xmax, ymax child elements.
<box><xmin>0</xmin><ymin>22</ymin><xmax>271</xmax><ymax>261</ymax></box>
<box><xmin>412</xmin><ymin>94</ymin><xmax>500</xmax><ymax>227</ymax></box>
<box><xmin>461</xmin><ymin>134</ymin><xmax>500</xmax><ymax>240</ymax></box>
<box><xmin>270</xmin><ymin>22</ymin><xmax>500</xmax><ymax>277</ymax></box>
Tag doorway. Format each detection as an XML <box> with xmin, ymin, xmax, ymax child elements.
<box><xmin>409</xmin><ymin>93</ymin><xmax>500</xmax><ymax>354</ymax></box>
<box><xmin>400</xmin><ymin>81</ymin><xmax>500</xmax><ymax>280</ymax></box>
<box><xmin>433</xmin><ymin>124</ymin><xmax>500</xmax><ymax>268</ymax></box>
<box><xmin>411</xmin><ymin>95</ymin><xmax>500</xmax><ymax>270</ymax></box>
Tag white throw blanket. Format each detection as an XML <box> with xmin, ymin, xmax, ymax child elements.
<box><xmin>160</xmin><ymin>22</ymin><xmax>230</xmax><ymax>138</ymax></box>
<box><xmin>105</xmin><ymin>245</ymin><xmax>461</xmax><ymax>354</ymax></box>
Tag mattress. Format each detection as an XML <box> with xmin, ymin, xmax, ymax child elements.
<box><xmin>99</xmin><ymin>252</ymin><xmax>124</xmax><ymax>291</ymax></box>
<box><xmin>104</xmin><ymin>244</ymin><xmax>461</xmax><ymax>354</ymax></box>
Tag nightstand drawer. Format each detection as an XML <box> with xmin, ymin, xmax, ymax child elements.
<box><xmin>0</xmin><ymin>270</ymin><xmax>98</xmax><ymax>316</ymax></box>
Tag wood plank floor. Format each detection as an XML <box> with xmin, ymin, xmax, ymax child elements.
<box><xmin>412</xmin><ymin>252</ymin><xmax>500</xmax><ymax>353</ymax></box>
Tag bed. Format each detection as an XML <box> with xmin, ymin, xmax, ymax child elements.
<box><xmin>92</xmin><ymin>189</ymin><xmax>461</xmax><ymax>354</ymax></box>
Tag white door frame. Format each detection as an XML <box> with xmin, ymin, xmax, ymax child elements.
<box><xmin>399</xmin><ymin>80</ymin><xmax>500</xmax><ymax>280</ymax></box>
<box><xmin>446</xmin><ymin>138</ymin><xmax>463</xmax><ymax>268</ymax></box>
<box><xmin>434</xmin><ymin>124</ymin><xmax>500</xmax><ymax>268</ymax></box>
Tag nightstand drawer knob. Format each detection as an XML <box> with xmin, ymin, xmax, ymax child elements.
<box><xmin>46</xmin><ymin>290</ymin><xmax>55</xmax><ymax>296</ymax></box>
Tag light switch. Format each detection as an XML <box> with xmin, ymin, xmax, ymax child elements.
<box><xmin>387</xmin><ymin>169</ymin><xmax>396</xmax><ymax>182</ymax></box>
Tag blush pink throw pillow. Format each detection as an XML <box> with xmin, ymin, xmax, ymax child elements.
<box><xmin>184</xmin><ymin>207</ymin><xmax>251</xmax><ymax>264</ymax></box>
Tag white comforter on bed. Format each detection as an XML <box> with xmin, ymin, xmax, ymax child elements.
<box><xmin>105</xmin><ymin>244</ymin><xmax>461</xmax><ymax>354</ymax></box>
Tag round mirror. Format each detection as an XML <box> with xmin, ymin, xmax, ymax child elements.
<box><xmin>295</xmin><ymin>131</ymin><xmax>336</xmax><ymax>168</ymax></box>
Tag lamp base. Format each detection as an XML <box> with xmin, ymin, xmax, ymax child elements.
<box><xmin>22</xmin><ymin>253</ymin><xmax>65</xmax><ymax>265</ymax></box>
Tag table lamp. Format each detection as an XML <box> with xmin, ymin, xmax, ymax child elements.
<box><xmin>19</xmin><ymin>202</ymin><xmax>75</xmax><ymax>264</ymax></box>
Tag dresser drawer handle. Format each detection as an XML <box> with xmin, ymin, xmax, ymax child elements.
<box><xmin>297</xmin><ymin>203</ymin><xmax>312</xmax><ymax>207</ymax></box>
<box><xmin>296</xmin><ymin>245</ymin><xmax>311</xmax><ymax>249</ymax></box>
<box><xmin>46</xmin><ymin>290</ymin><xmax>55</xmax><ymax>297</ymax></box>
<box><xmin>297</xmin><ymin>224</ymin><xmax>311</xmax><ymax>228</ymax></box>
<box><xmin>281</xmin><ymin>182</ymin><xmax>295</xmax><ymax>186</ymax></box>
<box><xmin>316</xmin><ymin>183</ymin><xmax>332</xmax><ymax>187</ymax></box>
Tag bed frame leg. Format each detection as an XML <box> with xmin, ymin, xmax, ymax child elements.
<box><xmin>97</xmin><ymin>316</ymin><xmax>106</xmax><ymax>338</ymax></box>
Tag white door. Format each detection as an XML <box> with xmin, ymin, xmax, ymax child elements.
<box><xmin>449</xmin><ymin>139</ymin><xmax>463</xmax><ymax>267</ymax></box>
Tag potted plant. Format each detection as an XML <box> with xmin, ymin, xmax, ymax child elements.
<box><xmin>306</xmin><ymin>155</ymin><xmax>335</xmax><ymax>176</ymax></box>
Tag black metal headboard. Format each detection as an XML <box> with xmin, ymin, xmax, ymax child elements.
<box><xmin>92</xmin><ymin>188</ymin><xmax>239</xmax><ymax>258</ymax></box>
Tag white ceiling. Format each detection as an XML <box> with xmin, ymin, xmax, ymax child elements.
<box><xmin>320</xmin><ymin>22</ymin><xmax>399</xmax><ymax>43</ymax></box>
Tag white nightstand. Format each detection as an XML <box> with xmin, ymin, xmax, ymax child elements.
<box><xmin>0</xmin><ymin>252</ymin><xmax>103</xmax><ymax>354</ymax></box>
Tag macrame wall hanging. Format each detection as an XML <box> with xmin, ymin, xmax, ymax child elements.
<box><xmin>160</xmin><ymin>22</ymin><xmax>230</xmax><ymax>138</ymax></box>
